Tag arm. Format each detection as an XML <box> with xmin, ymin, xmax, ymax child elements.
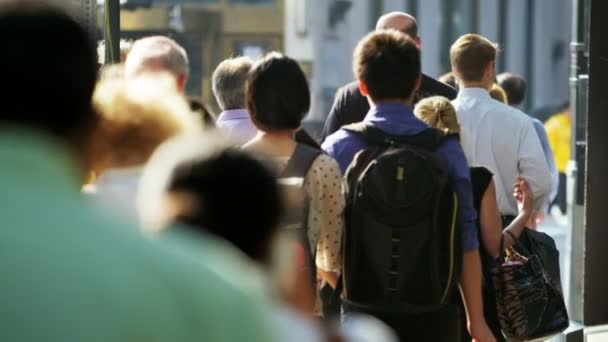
<box><xmin>518</xmin><ymin>120</ymin><xmax>551</xmax><ymax>211</ymax></box>
<box><xmin>479</xmin><ymin>179</ymin><xmax>532</xmax><ymax>258</ymax></box>
<box><xmin>460</xmin><ymin>250</ymin><xmax>496</xmax><ymax>342</ymax></box>
<box><xmin>320</xmin><ymin>87</ymin><xmax>347</xmax><ymax>142</ymax></box>
<box><xmin>532</xmin><ymin>120</ymin><xmax>559</xmax><ymax>206</ymax></box>
<box><xmin>305</xmin><ymin>155</ymin><xmax>345</xmax><ymax>287</ymax></box>
<box><xmin>436</xmin><ymin>140</ymin><xmax>494</xmax><ymax>340</ymax></box>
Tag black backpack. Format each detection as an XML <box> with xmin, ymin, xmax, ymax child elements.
<box><xmin>277</xmin><ymin>143</ymin><xmax>322</xmax><ymax>291</ymax></box>
<box><xmin>340</xmin><ymin>122</ymin><xmax>462</xmax><ymax>316</ymax></box>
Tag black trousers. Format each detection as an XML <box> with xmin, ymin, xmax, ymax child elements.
<box><xmin>550</xmin><ymin>173</ymin><xmax>568</xmax><ymax>214</ymax></box>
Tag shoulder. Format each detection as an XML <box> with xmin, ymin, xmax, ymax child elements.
<box><xmin>420</xmin><ymin>74</ymin><xmax>457</xmax><ymax>99</ymax></box>
<box><xmin>470</xmin><ymin>166</ymin><xmax>493</xmax><ymax>183</ymax></box>
<box><xmin>342</xmin><ymin>81</ymin><xmax>360</xmax><ymax>95</ymax></box>
<box><xmin>322</xmin><ymin>129</ymin><xmax>361</xmax><ymax>152</ymax></box>
<box><xmin>312</xmin><ymin>154</ymin><xmax>342</xmax><ymax>176</ymax></box>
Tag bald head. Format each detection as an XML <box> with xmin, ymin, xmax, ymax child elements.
<box><xmin>125</xmin><ymin>36</ymin><xmax>189</xmax><ymax>92</ymax></box>
<box><xmin>376</xmin><ymin>12</ymin><xmax>418</xmax><ymax>39</ymax></box>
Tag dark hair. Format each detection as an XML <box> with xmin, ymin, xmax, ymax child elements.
<box><xmin>497</xmin><ymin>73</ymin><xmax>527</xmax><ymax>106</ymax></box>
<box><xmin>246</xmin><ymin>53</ymin><xmax>310</xmax><ymax>131</ymax></box>
<box><xmin>353</xmin><ymin>30</ymin><xmax>421</xmax><ymax>102</ymax></box>
<box><xmin>168</xmin><ymin>149</ymin><xmax>281</xmax><ymax>264</ymax></box>
<box><xmin>0</xmin><ymin>3</ymin><xmax>97</xmax><ymax>140</ymax></box>
<box><xmin>439</xmin><ymin>72</ymin><xmax>458</xmax><ymax>90</ymax></box>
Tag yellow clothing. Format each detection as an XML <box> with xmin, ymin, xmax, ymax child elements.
<box><xmin>545</xmin><ymin>112</ymin><xmax>571</xmax><ymax>173</ymax></box>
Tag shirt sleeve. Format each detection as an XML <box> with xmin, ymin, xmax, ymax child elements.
<box><xmin>436</xmin><ymin>138</ymin><xmax>479</xmax><ymax>251</ymax></box>
<box><xmin>518</xmin><ymin>119</ymin><xmax>552</xmax><ymax>211</ymax></box>
<box><xmin>532</xmin><ymin>120</ymin><xmax>559</xmax><ymax>206</ymax></box>
<box><xmin>304</xmin><ymin>154</ymin><xmax>345</xmax><ymax>272</ymax></box>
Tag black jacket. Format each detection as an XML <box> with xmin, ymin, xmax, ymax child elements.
<box><xmin>320</xmin><ymin>74</ymin><xmax>457</xmax><ymax>141</ymax></box>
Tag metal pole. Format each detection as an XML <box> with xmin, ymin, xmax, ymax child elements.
<box><xmin>406</xmin><ymin>0</ymin><xmax>418</xmax><ymax>18</ymax></box>
<box><xmin>370</xmin><ymin>0</ymin><xmax>382</xmax><ymax>30</ymax></box>
<box><xmin>104</xmin><ymin>0</ymin><xmax>120</xmax><ymax>64</ymax></box>
<box><xmin>497</xmin><ymin>0</ymin><xmax>508</xmax><ymax>72</ymax></box>
<box><xmin>567</xmin><ymin>0</ymin><xmax>589</xmax><ymax>324</ymax></box>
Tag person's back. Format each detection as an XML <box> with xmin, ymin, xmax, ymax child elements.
<box><xmin>0</xmin><ymin>4</ymin><xmax>273</xmax><ymax>341</ymax></box>
<box><xmin>450</xmin><ymin>34</ymin><xmax>550</xmax><ymax>216</ymax></box>
<box><xmin>454</xmin><ymin>90</ymin><xmax>540</xmax><ymax>209</ymax></box>
<box><xmin>323</xmin><ymin>30</ymin><xmax>495</xmax><ymax>342</ymax></box>
<box><xmin>0</xmin><ymin>129</ymin><xmax>274</xmax><ymax>341</ymax></box>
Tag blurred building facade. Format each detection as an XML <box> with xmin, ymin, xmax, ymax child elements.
<box><xmin>98</xmin><ymin>0</ymin><xmax>284</xmax><ymax>113</ymax></box>
<box><xmin>287</xmin><ymin>0</ymin><xmax>571</xmax><ymax>132</ymax></box>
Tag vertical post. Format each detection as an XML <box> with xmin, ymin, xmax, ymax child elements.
<box><xmin>524</xmin><ymin>0</ymin><xmax>534</xmax><ymax>110</ymax></box>
<box><xmin>567</xmin><ymin>0</ymin><xmax>588</xmax><ymax>323</ymax></box>
<box><xmin>583</xmin><ymin>0</ymin><xmax>608</xmax><ymax>326</ymax></box>
<box><xmin>104</xmin><ymin>0</ymin><xmax>120</xmax><ymax>64</ymax></box>
<box><xmin>497</xmin><ymin>0</ymin><xmax>508</xmax><ymax>72</ymax></box>
<box><xmin>370</xmin><ymin>0</ymin><xmax>382</xmax><ymax>30</ymax></box>
<box><xmin>406</xmin><ymin>0</ymin><xmax>418</xmax><ymax>18</ymax></box>
<box><xmin>470</xmin><ymin>0</ymin><xmax>479</xmax><ymax>33</ymax></box>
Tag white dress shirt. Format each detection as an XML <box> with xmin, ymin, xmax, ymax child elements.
<box><xmin>452</xmin><ymin>88</ymin><xmax>551</xmax><ymax>215</ymax></box>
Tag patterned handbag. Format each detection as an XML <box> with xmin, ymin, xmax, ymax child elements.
<box><xmin>490</xmin><ymin>235</ymin><xmax>569</xmax><ymax>341</ymax></box>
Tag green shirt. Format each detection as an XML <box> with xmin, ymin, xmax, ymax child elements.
<box><xmin>0</xmin><ymin>128</ymin><xmax>276</xmax><ymax>341</ymax></box>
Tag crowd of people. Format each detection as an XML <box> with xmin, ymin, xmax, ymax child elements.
<box><xmin>0</xmin><ymin>2</ymin><xmax>570</xmax><ymax>341</ymax></box>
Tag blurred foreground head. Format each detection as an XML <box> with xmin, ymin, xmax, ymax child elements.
<box><xmin>0</xmin><ymin>2</ymin><xmax>97</xmax><ymax>144</ymax></box>
<box><xmin>90</xmin><ymin>67</ymin><xmax>200</xmax><ymax>175</ymax></box>
<box><xmin>138</xmin><ymin>134</ymin><xmax>282</xmax><ymax>264</ymax></box>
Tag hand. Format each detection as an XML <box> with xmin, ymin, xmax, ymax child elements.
<box><xmin>514</xmin><ymin>177</ymin><xmax>533</xmax><ymax>217</ymax></box>
<box><xmin>468</xmin><ymin>319</ymin><xmax>496</xmax><ymax>342</ymax></box>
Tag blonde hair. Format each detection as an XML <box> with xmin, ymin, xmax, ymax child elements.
<box><xmin>414</xmin><ymin>96</ymin><xmax>460</xmax><ymax>133</ymax></box>
<box><xmin>90</xmin><ymin>68</ymin><xmax>201</xmax><ymax>174</ymax></box>
<box><xmin>450</xmin><ymin>34</ymin><xmax>498</xmax><ymax>82</ymax></box>
<box><xmin>489</xmin><ymin>83</ymin><xmax>508</xmax><ymax>104</ymax></box>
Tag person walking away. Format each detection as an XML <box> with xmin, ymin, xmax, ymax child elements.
<box><xmin>450</xmin><ymin>34</ymin><xmax>551</xmax><ymax>226</ymax></box>
<box><xmin>212</xmin><ymin>56</ymin><xmax>258</xmax><ymax>144</ymax></box>
<box><xmin>0</xmin><ymin>3</ymin><xmax>274</xmax><ymax>341</ymax></box>
<box><xmin>242</xmin><ymin>53</ymin><xmax>345</xmax><ymax>313</ymax></box>
<box><xmin>86</xmin><ymin>69</ymin><xmax>200</xmax><ymax>215</ymax></box>
<box><xmin>414</xmin><ymin>96</ymin><xmax>534</xmax><ymax>340</ymax></box>
<box><xmin>125</xmin><ymin>36</ymin><xmax>215</xmax><ymax>127</ymax></box>
<box><xmin>322</xmin><ymin>30</ymin><xmax>495</xmax><ymax>342</ymax></box>
<box><xmin>497</xmin><ymin>72</ymin><xmax>559</xmax><ymax>225</ymax></box>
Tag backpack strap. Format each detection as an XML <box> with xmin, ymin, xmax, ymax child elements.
<box><xmin>342</xmin><ymin>122</ymin><xmax>458</xmax><ymax>151</ymax></box>
<box><xmin>280</xmin><ymin>143</ymin><xmax>323</xmax><ymax>179</ymax></box>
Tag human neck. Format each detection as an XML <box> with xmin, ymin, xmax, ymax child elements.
<box><xmin>368</xmin><ymin>97</ymin><xmax>413</xmax><ymax>108</ymax></box>
<box><xmin>459</xmin><ymin>80</ymin><xmax>491</xmax><ymax>90</ymax></box>
<box><xmin>242</xmin><ymin>130</ymin><xmax>296</xmax><ymax>157</ymax></box>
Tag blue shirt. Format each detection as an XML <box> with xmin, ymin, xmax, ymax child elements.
<box><xmin>531</xmin><ymin>118</ymin><xmax>559</xmax><ymax>207</ymax></box>
<box><xmin>322</xmin><ymin>102</ymin><xmax>479</xmax><ymax>251</ymax></box>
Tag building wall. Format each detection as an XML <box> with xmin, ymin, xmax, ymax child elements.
<box><xmin>115</xmin><ymin>1</ymin><xmax>283</xmax><ymax>110</ymax></box>
<box><xmin>320</xmin><ymin>0</ymin><xmax>571</xmax><ymax>115</ymax></box>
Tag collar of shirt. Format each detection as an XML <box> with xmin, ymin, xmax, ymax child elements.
<box><xmin>456</xmin><ymin>87</ymin><xmax>492</xmax><ymax>101</ymax></box>
<box><xmin>217</xmin><ymin>108</ymin><xmax>250</xmax><ymax>123</ymax></box>
<box><xmin>0</xmin><ymin>126</ymin><xmax>81</xmax><ymax>195</ymax></box>
<box><xmin>363</xmin><ymin>102</ymin><xmax>428</xmax><ymax>136</ymax></box>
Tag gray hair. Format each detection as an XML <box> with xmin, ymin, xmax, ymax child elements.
<box><xmin>212</xmin><ymin>56</ymin><xmax>253</xmax><ymax>111</ymax></box>
<box><xmin>125</xmin><ymin>36</ymin><xmax>189</xmax><ymax>79</ymax></box>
